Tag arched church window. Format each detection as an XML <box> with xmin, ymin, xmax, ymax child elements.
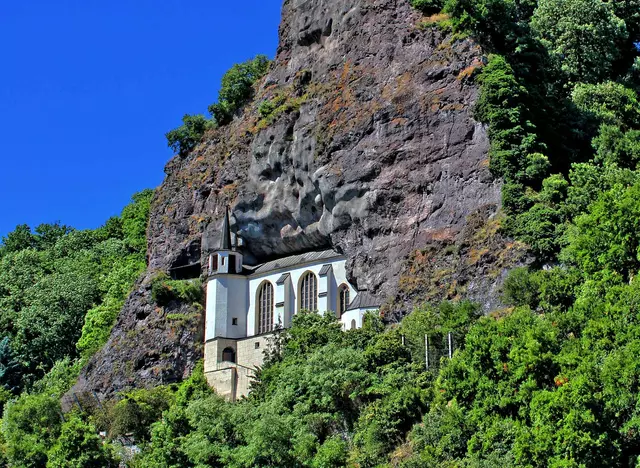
<box><xmin>351</xmin><ymin>319</ymin><xmax>357</xmax><ymax>330</ymax></box>
<box><xmin>338</xmin><ymin>284</ymin><xmax>350</xmax><ymax>317</ymax></box>
<box><xmin>299</xmin><ymin>272</ymin><xmax>318</xmax><ymax>311</ymax></box>
<box><xmin>257</xmin><ymin>281</ymin><xmax>274</xmax><ymax>334</ymax></box>
<box><xmin>222</xmin><ymin>347</ymin><xmax>235</xmax><ymax>363</ymax></box>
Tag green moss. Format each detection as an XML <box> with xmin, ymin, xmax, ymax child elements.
<box><xmin>418</xmin><ymin>13</ymin><xmax>455</xmax><ymax>31</ymax></box>
<box><xmin>255</xmin><ymin>92</ymin><xmax>309</xmax><ymax>131</ymax></box>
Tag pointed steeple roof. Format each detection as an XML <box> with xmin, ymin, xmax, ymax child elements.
<box><xmin>220</xmin><ymin>207</ymin><xmax>232</xmax><ymax>250</ymax></box>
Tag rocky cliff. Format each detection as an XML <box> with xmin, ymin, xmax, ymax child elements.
<box><xmin>72</xmin><ymin>0</ymin><xmax>526</xmax><ymax>399</ymax></box>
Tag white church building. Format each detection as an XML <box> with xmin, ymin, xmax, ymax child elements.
<box><xmin>203</xmin><ymin>209</ymin><xmax>380</xmax><ymax>401</ymax></box>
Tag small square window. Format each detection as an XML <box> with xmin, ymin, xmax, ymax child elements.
<box><xmin>232</xmin><ymin>318</ymin><xmax>238</xmax><ymax>326</ymax></box>
<box><xmin>254</xmin><ymin>342</ymin><xmax>260</xmax><ymax>349</ymax></box>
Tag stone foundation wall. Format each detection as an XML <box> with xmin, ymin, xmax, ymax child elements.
<box><xmin>204</xmin><ymin>333</ymin><xmax>273</xmax><ymax>400</ymax></box>
<box><xmin>236</xmin><ymin>335</ymin><xmax>270</xmax><ymax>369</ymax></box>
<box><xmin>205</xmin><ymin>367</ymin><xmax>236</xmax><ymax>401</ymax></box>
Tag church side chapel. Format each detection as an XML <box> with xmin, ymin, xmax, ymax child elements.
<box><xmin>203</xmin><ymin>209</ymin><xmax>380</xmax><ymax>401</ymax></box>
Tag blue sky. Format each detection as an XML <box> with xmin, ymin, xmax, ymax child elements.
<box><xmin>0</xmin><ymin>0</ymin><xmax>283</xmax><ymax>239</ymax></box>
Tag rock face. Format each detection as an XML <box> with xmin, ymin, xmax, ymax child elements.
<box><xmin>71</xmin><ymin>0</ymin><xmax>525</xmax><ymax>399</ymax></box>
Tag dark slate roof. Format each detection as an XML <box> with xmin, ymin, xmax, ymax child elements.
<box><xmin>319</xmin><ymin>264</ymin><xmax>332</xmax><ymax>276</ymax></box>
<box><xmin>276</xmin><ymin>273</ymin><xmax>290</xmax><ymax>285</ymax></box>
<box><xmin>220</xmin><ymin>207</ymin><xmax>232</xmax><ymax>251</ymax></box>
<box><xmin>347</xmin><ymin>291</ymin><xmax>381</xmax><ymax>311</ymax></box>
<box><xmin>249</xmin><ymin>250</ymin><xmax>342</xmax><ymax>276</ymax></box>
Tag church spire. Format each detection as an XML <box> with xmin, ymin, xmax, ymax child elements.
<box><xmin>220</xmin><ymin>206</ymin><xmax>232</xmax><ymax>251</ymax></box>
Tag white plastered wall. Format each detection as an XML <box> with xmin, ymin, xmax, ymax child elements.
<box><xmin>246</xmin><ymin>257</ymin><xmax>355</xmax><ymax>336</ymax></box>
<box><xmin>205</xmin><ymin>275</ymin><xmax>249</xmax><ymax>340</ymax></box>
<box><xmin>340</xmin><ymin>308</ymin><xmax>377</xmax><ymax>330</ymax></box>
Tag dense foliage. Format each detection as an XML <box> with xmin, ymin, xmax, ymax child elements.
<box><xmin>121</xmin><ymin>306</ymin><xmax>475</xmax><ymax>467</ymax></box>
<box><xmin>0</xmin><ymin>190</ymin><xmax>152</xmax><ymax>467</ymax></box>
<box><xmin>440</xmin><ymin>0</ymin><xmax>640</xmax><ymax>265</ymax></box>
<box><xmin>150</xmin><ymin>273</ymin><xmax>203</xmax><ymax>307</ymax></box>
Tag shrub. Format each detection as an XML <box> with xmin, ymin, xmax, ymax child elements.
<box><xmin>76</xmin><ymin>299</ymin><xmax>124</xmax><ymax>359</ymax></box>
<box><xmin>46</xmin><ymin>414</ymin><xmax>115</xmax><ymax>468</ymax></box>
<box><xmin>208</xmin><ymin>55</ymin><xmax>271</xmax><ymax>125</ymax></box>
<box><xmin>501</xmin><ymin>267</ymin><xmax>539</xmax><ymax>308</ymax></box>
<box><xmin>165</xmin><ymin>114</ymin><xmax>213</xmax><ymax>156</ymax></box>
<box><xmin>258</xmin><ymin>99</ymin><xmax>277</xmax><ymax>118</ymax></box>
<box><xmin>2</xmin><ymin>392</ymin><xmax>62</xmax><ymax>467</ymax></box>
<box><xmin>151</xmin><ymin>273</ymin><xmax>203</xmax><ymax>307</ymax></box>
<box><xmin>104</xmin><ymin>386</ymin><xmax>176</xmax><ymax>442</ymax></box>
<box><xmin>411</xmin><ymin>0</ymin><xmax>445</xmax><ymax>14</ymax></box>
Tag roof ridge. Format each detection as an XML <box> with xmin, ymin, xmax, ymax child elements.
<box><xmin>247</xmin><ymin>249</ymin><xmax>343</xmax><ymax>276</ymax></box>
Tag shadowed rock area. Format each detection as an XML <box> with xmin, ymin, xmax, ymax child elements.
<box><xmin>71</xmin><ymin>0</ymin><xmax>524</xmax><ymax>399</ymax></box>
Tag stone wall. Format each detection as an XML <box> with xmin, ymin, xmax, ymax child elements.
<box><xmin>204</xmin><ymin>334</ymin><xmax>272</xmax><ymax>400</ymax></box>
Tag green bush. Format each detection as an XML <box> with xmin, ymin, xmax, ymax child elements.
<box><xmin>411</xmin><ymin>0</ymin><xmax>445</xmax><ymax>14</ymax></box>
<box><xmin>208</xmin><ymin>55</ymin><xmax>271</xmax><ymax>126</ymax></box>
<box><xmin>258</xmin><ymin>99</ymin><xmax>277</xmax><ymax>118</ymax></box>
<box><xmin>562</xmin><ymin>181</ymin><xmax>640</xmax><ymax>279</ymax></box>
<box><xmin>104</xmin><ymin>386</ymin><xmax>176</xmax><ymax>442</ymax></box>
<box><xmin>165</xmin><ymin>114</ymin><xmax>214</xmax><ymax>157</ymax></box>
<box><xmin>46</xmin><ymin>414</ymin><xmax>115</xmax><ymax>468</ymax></box>
<box><xmin>76</xmin><ymin>299</ymin><xmax>124</xmax><ymax>359</ymax></box>
<box><xmin>151</xmin><ymin>273</ymin><xmax>203</xmax><ymax>307</ymax></box>
<box><xmin>501</xmin><ymin>267</ymin><xmax>539</xmax><ymax>308</ymax></box>
<box><xmin>2</xmin><ymin>392</ymin><xmax>62</xmax><ymax>467</ymax></box>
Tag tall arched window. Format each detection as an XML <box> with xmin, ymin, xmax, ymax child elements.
<box><xmin>351</xmin><ymin>319</ymin><xmax>357</xmax><ymax>330</ymax></box>
<box><xmin>299</xmin><ymin>272</ymin><xmax>318</xmax><ymax>311</ymax></box>
<box><xmin>257</xmin><ymin>281</ymin><xmax>274</xmax><ymax>334</ymax></box>
<box><xmin>338</xmin><ymin>284</ymin><xmax>350</xmax><ymax>317</ymax></box>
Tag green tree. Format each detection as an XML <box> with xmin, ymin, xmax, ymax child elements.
<box><xmin>562</xmin><ymin>181</ymin><xmax>640</xmax><ymax>279</ymax></box>
<box><xmin>166</xmin><ymin>114</ymin><xmax>214</xmax><ymax>156</ymax></box>
<box><xmin>592</xmin><ymin>124</ymin><xmax>640</xmax><ymax>168</ymax></box>
<box><xmin>208</xmin><ymin>55</ymin><xmax>271</xmax><ymax>125</ymax></box>
<box><xmin>0</xmin><ymin>224</ymin><xmax>35</xmax><ymax>254</ymax></box>
<box><xmin>107</xmin><ymin>386</ymin><xmax>175</xmax><ymax>442</ymax></box>
<box><xmin>531</xmin><ymin>0</ymin><xmax>627</xmax><ymax>83</ymax></box>
<box><xmin>2</xmin><ymin>393</ymin><xmax>62</xmax><ymax>467</ymax></box>
<box><xmin>46</xmin><ymin>414</ymin><xmax>114</xmax><ymax>468</ymax></box>
<box><xmin>34</xmin><ymin>223</ymin><xmax>73</xmax><ymax>250</ymax></box>
<box><xmin>14</xmin><ymin>270</ymin><xmax>100</xmax><ymax>372</ymax></box>
<box><xmin>572</xmin><ymin>81</ymin><xmax>640</xmax><ymax>127</ymax></box>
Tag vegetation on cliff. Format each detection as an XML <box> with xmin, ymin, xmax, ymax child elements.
<box><xmin>441</xmin><ymin>0</ymin><xmax>640</xmax><ymax>265</ymax></box>
<box><xmin>165</xmin><ymin>55</ymin><xmax>271</xmax><ymax>156</ymax></box>
<box><xmin>0</xmin><ymin>0</ymin><xmax>639</xmax><ymax>465</ymax></box>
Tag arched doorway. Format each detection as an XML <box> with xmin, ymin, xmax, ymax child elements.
<box><xmin>222</xmin><ymin>347</ymin><xmax>236</xmax><ymax>363</ymax></box>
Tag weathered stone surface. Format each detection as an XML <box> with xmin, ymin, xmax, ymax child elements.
<box><xmin>71</xmin><ymin>0</ymin><xmax>524</xmax><ymax>399</ymax></box>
